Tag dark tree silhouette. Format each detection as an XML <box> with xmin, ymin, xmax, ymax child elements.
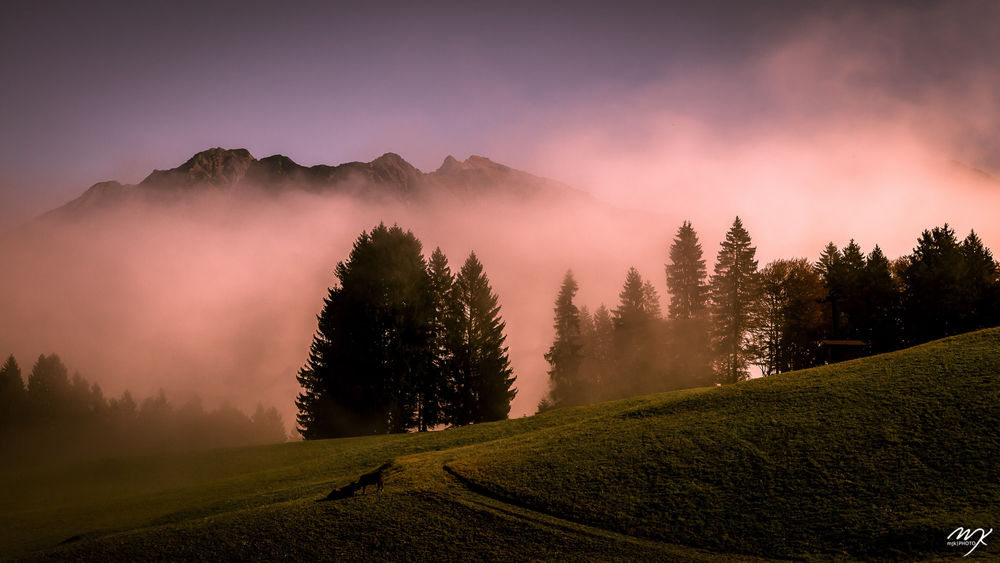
<box><xmin>0</xmin><ymin>355</ymin><xmax>25</xmax><ymax>428</ymax></box>
<box><xmin>424</xmin><ymin>247</ymin><xmax>457</xmax><ymax>431</ymax></box>
<box><xmin>545</xmin><ymin>271</ymin><xmax>586</xmax><ymax>408</ymax></box>
<box><xmin>27</xmin><ymin>354</ymin><xmax>72</xmax><ymax>428</ymax></box>
<box><xmin>296</xmin><ymin>224</ymin><xmax>435</xmax><ymax>438</ymax></box>
<box><xmin>959</xmin><ymin>230</ymin><xmax>1000</xmax><ymax>332</ymax></box>
<box><xmin>901</xmin><ymin>224</ymin><xmax>965</xmax><ymax>345</ymax></box>
<box><xmin>709</xmin><ymin>217</ymin><xmax>760</xmax><ymax>384</ymax></box>
<box><xmin>612</xmin><ymin>267</ymin><xmax>663</xmax><ymax>397</ymax></box>
<box><xmin>451</xmin><ymin>252</ymin><xmax>516</xmax><ymax>424</ymax></box>
<box><xmin>666</xmin><ymin>221</ymin><xmax>709</xmax><ymax>320</ymax></box>
<box><xmin>860</xmin><ymin>246</ymin><xmax>902</xmax><ymax>353</ymax></box>
<box><xmin>665</xmin><ymin>221</ymin><xmax>713</xmax><ymax>387</ymax></box>
<box><xmin>750</xmin><ymin>258</ymin><xmax>824</xmax><ymax>375</ymax></box>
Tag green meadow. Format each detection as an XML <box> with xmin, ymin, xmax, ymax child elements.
<box><xmin>3</xmin><ymin>328</ymin><xmax>998</xmax><ymax>561</ymax></box>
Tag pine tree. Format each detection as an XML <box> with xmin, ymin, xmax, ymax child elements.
<box><xmin>589</xmin><ymin>305</ymin><xmax>614</xmax><ymax>400</ymax></box>
<box><xmin>545</xmin><ymin>271</ymin><xmax>586</xmax><ymax>408</ymax></box>
<box><xmin>612</xmin><ymin>267</ymin><xmax>664</xmax><ymax>397</ymax></box>
<box><xmin>666</xmin><ymin>221</ymin><xmax>709</xmax><ymax>320</ymax></box>
<box><xmin>423</xmin><ymin>247</ymin><xmax>456</xmax><ymax>430</ymax></box>
<box><xmin>451</xmin><ymin>252</ymin><xmax>516</xmax><ymax>424</ymax></box>
<box><xmin>0</xmin><ymin>355</ymin><xmax>25</xmax><ymax>427</ymax></box>
<box><xmin>665</xmin><ymin>221</ymin><xmax>713</xmax><ymax>388</ymax></box>
<box><xmin>861</xmin><ymin>246</ymin><xmax>902</xmax><ymax>353</ymax></box>
<box><xmin>295</xmin><ymin>224</ymin><xmax>435</xmax><ymax>439</ymax></box>
<box><xmin>901</xmin><ymin>224</ymin><xmax>963</xmax><ymax>344</ymax></box>
<box><xmin>838</xmin><ymin>240</ymin><xmax>867</xmax><ymax>339</ymax></box>
<box><xmin>959</xmin><ymin>230</ymin><xmax>1000</xmax><ymax>332</ymax></box>
<box><xmin>709</xmin><ymin>217</ymin><xmax>760</xmax><ymax>384</ymax></box>
<box><xmin>27</xmin><ymin>354</ymin><xmax>72</xmax><ymax>427</ymax></box>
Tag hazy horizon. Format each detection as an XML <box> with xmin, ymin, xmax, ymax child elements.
<box><xmin>3</xmin><ymin>0</ymin><xmax>1000</xmax><ymax>429</ymax></box>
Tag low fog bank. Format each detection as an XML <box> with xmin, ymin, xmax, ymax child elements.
<box><xmin>2</xmin><ymin>160</ymin><xmax>998</xmax><ymax>431</ymax></box>
<box><xmin>0</xmin><ymin>188</ymin><xmax>670</xmax><ymax>429</ymax></box>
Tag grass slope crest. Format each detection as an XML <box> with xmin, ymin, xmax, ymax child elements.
<box><xmin>3</xmin><ymin>328</ymin><xmax>998</xmax><ymax>561</ymax></box>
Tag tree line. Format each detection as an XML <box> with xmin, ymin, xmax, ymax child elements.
<box><xmin>0</xmin><ymin>353</ymin><xmax>287</xmax><ymax>462</ymax></box>
<box><xmin>295</xmin><ymin>224</ymin><xmax>516</xmax><ymax>439</ymax></box>
<box><xmin>542</xmin><ymin>219</ymin><xmax>1000</xmax><ymax>410</ymax></box>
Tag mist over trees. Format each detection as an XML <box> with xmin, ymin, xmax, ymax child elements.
<box><xmin>0</xmin><ymin>353</ymin><xmax>287</xmax><ymax>463</ymax></box>
<box><xmin>296</xmin><ymin>224</ymin><xmax>516</xmax><ymax>439</ymax></box>
<box><xmin>541</xmin><ymin>219</ymin><xmax>1000</xmax><ymax>410</ymax></box>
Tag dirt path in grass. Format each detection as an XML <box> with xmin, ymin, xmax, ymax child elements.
<box><xmin>438</xmin><ymin>462</ymin><xmax>764</xmax><ymax>562</ymax></box>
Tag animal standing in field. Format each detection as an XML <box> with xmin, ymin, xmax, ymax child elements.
<box><xmin>358</xmin><ymin>462</ymin><xmax>392</xmax><ymax>495</ymax></box>
<box><xmin>317</xmin><ymin>462</ymin><xmax>392</xmax><ymax>502</ymax></box>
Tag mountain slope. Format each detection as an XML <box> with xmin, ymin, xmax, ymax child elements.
<box><xmin>40</xmin><ymin>148</ymin><xmax>580</xmax><ymax>220</ymax></box>
<box><xmin>4</xmin><ymin>328</ymin><xmax>998</xmax><ymax>561</ymax></box>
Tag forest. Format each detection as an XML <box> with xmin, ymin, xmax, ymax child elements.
<box><xmin>541</xmin><ymin>219</ymin><xmax>1000</xmax><ymax>410</ymax></box>
<box><xmin>0</xmin><ymin>353</ymin><xmax>287</xmax><ymax>462</ymax></box>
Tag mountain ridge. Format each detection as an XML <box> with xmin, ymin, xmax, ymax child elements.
<box><xmin>45</xmin><ymin>147</ymin><xmax>578</xmax><ymax>220</ymax></box>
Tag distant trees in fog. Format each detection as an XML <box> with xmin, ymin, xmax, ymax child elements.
<box><xmin>541</xmin><ymin>219</ymin><xmax>1000</xmax><ymax>410</ymax></box>
<box><xmin>295</xmin><ymin>224</ymin><xmax>515</xmax><ymax>439</ymax></box>
<box><xmin>0</xmin><ymin>353</ymin><xmax>287</xmax><ymax>462</ymax></box>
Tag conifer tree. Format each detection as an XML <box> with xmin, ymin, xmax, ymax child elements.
<box><xmin>901</xmin><ymin>224</ymin><xmax>963</xmax><ymax>344</ymax></box>
<box><xmin>451</xmin><ymin>252</ymin><xmax>516</xmax><ymax>424</ymax></box>
<box><xmin>665</xmin><ymin>221</ymin><xmax>713</xmax><ymax>387</ymax></box>
<box><xmin>27</xmin><ymin>354</ymin><xmax>72</xmax><ymax>427</ymax></box>
<box><xmin>709</xmin><ymin>217</ymin><xmax>760</xmax><ymax>384</ymax></box>
<box><xmin>666</xmin><ymin>221</ymin><xmax>709</xmax><ymax>320</ymax></box>
<box><xmin>0</xmin><ymin>355</ymin><xmax>24</xmax><ymax>427</ymax></box>
<box><xmin>295</xmin><ymin>224</ymin><xmax>435</xmax><ymax>438</ymax></box>
<box><xmin>612</xmin><ymin>267</ymin><xmax>664</xmax><ymax>397</ymax></box>
<box><xmin>423</xmin><ymin>247</ymin><xmax>456</xmax><ymax>430</ymax></box>
<box><xmin>588</xmin><ymin>305</ymin><xmax>615</xmax><ymax>400</ymax></box>
<box><xmin>959</xmin><ymin>230</ymin><xmax>1000</xmax><ymax>332</ymax></box>
<box><xmin>545</xmin><ymin>271</ymin><xmax>586</xmax><ymax>408</ymax></box>
<box><xmin>861</xmin><ymin>246</ymin><xmax>902</xmax><ymax>353</ymax></box>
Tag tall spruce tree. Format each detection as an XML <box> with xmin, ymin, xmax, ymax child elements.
<box><xmin>451</xmin><ymin>252</ymin><xmax>516</xmax><ymax>424</ymax></box>
<box><xmin>295</xmin><ymin>224</ymin><xmax>435</xmax><ymax>439</ymax></box>
<box><xmin>861</xmin><ymin>246</ymin><xmax>902</xmax><ymax>353</ymax></box>
<box><xmin>545</xmin><ymin>271</ymin><xmax>586</xmax><ymax>408</ymax></box>
<box><xmin>423</xmin><ymin>247</ymin><xmax>456</xmax><ymax>431</ymax></box>
<box><xmin>588</xmin><ymin>304</ymin><xmax>615</xmax><ymax>400</ymax></box>
<box><xmin>612</xmin><ymin>267</ymin><xmax>664</xmax><ymax>398</ymax></box>
<box><xmin>959</xmin><ymin>230</ymin><xmax>1000</xmax><ymax>332</ymax></box>
<box><xmin>0</xmin><ymin>355</ymin><xmax>24</xmax><ymax>427</ymax></box>
<box><xmin>901</xmin><ymin>224</ymin><xmax>964</xmax><ymax>345</ymax></box>
<box><xmin>665</xmin><ymin>221</ymin><xmax>713</xmax><ymax>387</ymax></box>
<box><xmin>709</xmin><ymin>217</ymin><xmax>760</xmax><ymax>384</ymax></box>
<box><xmin>666</xmin><ymin>221</ymin><xmax>709</xmax><ymax>320</ymax></box>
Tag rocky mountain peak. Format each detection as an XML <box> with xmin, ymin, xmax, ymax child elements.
<box><xmin>140</xmin><ymin>147</ymin><xmax>256</xmax><ymax>189</ymax></box>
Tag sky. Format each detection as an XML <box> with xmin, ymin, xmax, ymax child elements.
<box><xmin>2</xmin><ymin>0</ymin><xmax>1000</xmax><ymax>426</ymax></box>
<box><xmin>3</xmin><ymin>0</ymin><xmax>997</xmax><ymax>228</ymax></box>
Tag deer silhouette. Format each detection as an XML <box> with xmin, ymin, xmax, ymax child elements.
<box><xmin>318</xmin><ymin>462</ymin><xmax>392</xmax><ymax>502</ymax></box>
<box><xmin>358</xmin><ymin>462</ymin><xmax>392</xmax><ymax>495</ymax></box>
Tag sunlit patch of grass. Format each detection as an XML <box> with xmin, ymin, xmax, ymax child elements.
<box><xmin>447</xmin><ymin>328</ymin><xmax>1000</xmax><ymax>559</ymax></box>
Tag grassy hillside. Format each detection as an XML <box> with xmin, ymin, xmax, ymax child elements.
<box><xmin>3</xmin><ymin>328</ymin><xmax>998</xmax><ymax>561</ymax></box>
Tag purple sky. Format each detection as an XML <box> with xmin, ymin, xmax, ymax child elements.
<box><xmin>2</xmin><ymin>0</ymin><xmax>1000</xmax><ymax>422</ymax></box>
<box><xmin>7</xmin><ymin>0</ymin><xmax>995</xmax><ymax>227</ymax></box>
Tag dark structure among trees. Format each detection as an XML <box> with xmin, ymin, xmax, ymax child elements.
<box><xmin>296</xmin><ymin>224</ymin><xmax>516</xmax><ymax>439</ymax></box>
